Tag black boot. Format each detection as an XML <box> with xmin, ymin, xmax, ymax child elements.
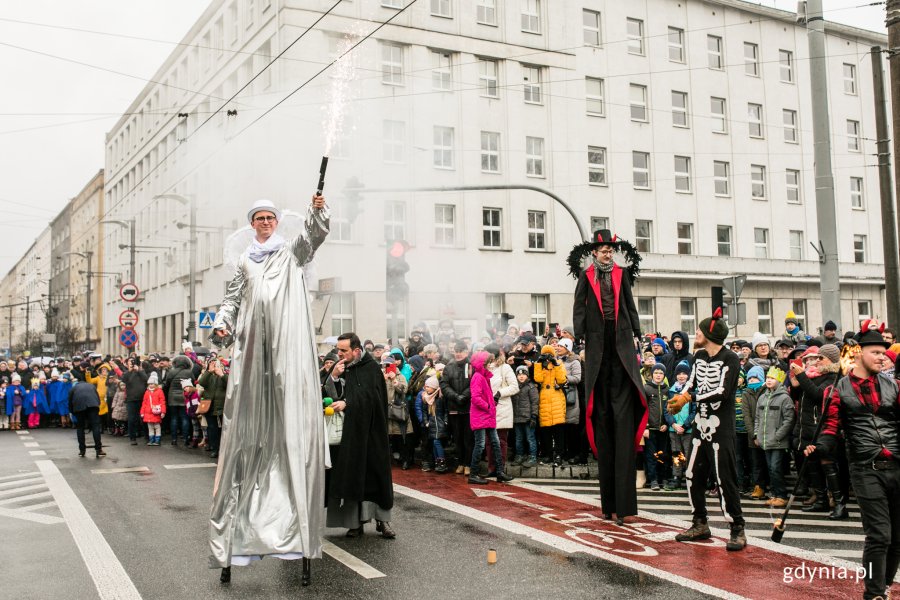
<box><xmin>220</xmin><ymin>567</ymin><xmax>231</xmax><ymax>584</ymax></box>
<box><xmin>675</xmin><ymin>517</ymin><xmax>711</xmax><ymax>542</ymax></box>
<box><xmin>726</xmin><ymin>523</ymin><xmax>747</xmax><ymax>551</ymax></box>
<box><xmin>823</xmin><ymin>463</ymin><xmax>848</xmax><ymax>520</ymax></box>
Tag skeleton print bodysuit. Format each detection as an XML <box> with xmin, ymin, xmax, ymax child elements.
<box><xmin>683</xmin><ymin>347</ymin><xmax>744</xmax><ymax>526</ymax></box>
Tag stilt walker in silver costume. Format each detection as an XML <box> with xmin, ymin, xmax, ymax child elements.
<box><xmin>208</xmin><ymin>195</ymin><xmax>330</xmax><ymax>585</ymax></box>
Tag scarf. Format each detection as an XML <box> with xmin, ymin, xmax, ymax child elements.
<box><xmin>592</xmin><ymin>256</ymin><xmax>614</xmax><ymax>284</ymax></box>
<box><xmin>247</xmin><ymin>233</ymin><xmax>286</xmax><ymax>263</ymax></box>
<box><xmin>421</xmin><ymin>388</ymin><xmax>439</xmax><ymax>407</ymax></box>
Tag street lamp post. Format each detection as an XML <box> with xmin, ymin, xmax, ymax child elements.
<box><xmin>102</xmin><ymin>218</ymin><xmax>136</xmax><ymax>284</ymax></box>
<box><xmin>154</xmin><ymin>194</ymin><xmax>197</xmax><ymax>344</ymax></box>
<box><xmin>62</xmin><ymin>251</ymin><xmax>93</xmax><ymax>348</ymax></box>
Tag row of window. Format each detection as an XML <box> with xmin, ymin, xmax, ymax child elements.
<box><xmin>385</xmin><ymin>0</ymin><xmax>544</xmax><ymax>32</ymax></box>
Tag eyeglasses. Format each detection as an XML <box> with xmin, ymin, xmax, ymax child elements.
<box><xmin>596</xmin><ymin>249</ymin><xmax>614</xmax><ymax>255</ymax></box>
<box><xmin>254</xmin><ymin>215</ymin><xmax>277</xmax><ymax>223</ymax></box>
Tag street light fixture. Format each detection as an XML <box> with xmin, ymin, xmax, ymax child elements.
<box><xmin>102</xmin><ymin>219</ymin><xmax>136</xmax><ymax>284</ymax></box>
<box><xmin>154</xmin><ymin>193</ymin><xmax>197</xmax><ymax>344</ymax></box>
<box><xmin>62</xmin><ymin>250</ymin><xmax>94</xmax><ymax>348</ymax></box>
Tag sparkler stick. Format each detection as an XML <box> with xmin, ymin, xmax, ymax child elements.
<box><xmin>316</xmin><ymin>156</ymin><xmax>328</xmax><ymax>196</ymax></box>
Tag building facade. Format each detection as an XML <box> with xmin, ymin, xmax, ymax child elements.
<box><xmin>99</xmin><ymin>0</ymin><xmax>892</xmax><ymax>354</ymax></box>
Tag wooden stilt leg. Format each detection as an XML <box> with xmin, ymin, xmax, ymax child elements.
<box><xmin>302</xmin><ymin>557</ymin><xmax>311</xmax><ymax>587</ymax></box>
<box><xmin>220</xmin><ymin>567</ymin><xmax>231</xmax><ymax>584</ymax></box>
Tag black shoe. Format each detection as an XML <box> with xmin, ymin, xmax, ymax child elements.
<box><xmin>675</xmin><ymin>518</ymin><xmax>711</xmax><ymax>542</ymax></box>
<box><xmin>301</xmin><ymin>558</ymin><xmax>311</xmax><ymax>587</ymax></box>
<box><xmin>726</xmin><ymin>525</ymin><xmax>747</xmax><ymax>551</ymax></box>
<box><xmin>615</xmin><ymin>517</ymin><xmax>625</xmax><ymax>526</ymax></box>
<box><xmin>171</xmin><ymin>439</ymin><xmax>177</xmax><ymax>446</ymax></box>
<box><xmin>220</xmin><ymin>567</ymin><xmax>231</xmax><ymax>584</ymax></box>
<box><xmin>96</xmin><ymin>449</ymin><xmax>107</xmax><ymax>457</ymax></box>
<box><xmin>801</xmin><ymin>499</ymin><xmax>829</xmax><ymax>513</ymax></box>
<box><xmin>401</xmin><ymin>461</ymin><xmax>410</xmax><ymax>470</ymax></box>
<box><xmin>486</xmin><ymin>471</ymin><xmax>497</xmax><ymax>478</ymax></box>
<box><xmin>828</xmin><ymin>504</ymin><xmax>849</xmax><ymax>520</ymax></box>
<box><xmin>130</xmin><ymin>440</ymin><xmax>138</xmax><ymax>445</ymax></box>
<box><xmin>78</xmin><ymin>449</ymin><xmax>86</xmax><ymax>457</ymax></box>
<box><xmin>496</xmin><ymin>473</ymin><xmax>514</xmax><ymax>483</ymax></box>
<box><xmin>345</xmin><ymin>526</ymin><xmax>363</xmax><ymax>538</ymax></box>
<box><xmin>468</xmin><ymin>475</ymin><xmax>489</xmax><ymax>484</ymax></box>
<box><xmin>376</xmin><ymin>520</ymin><xmax>396</xmax><ymax>539</ymax></box>
<box><xmin>210</xmin><ymin>452</ymin><xmax>219</xmax><ymax>459</ymax></box>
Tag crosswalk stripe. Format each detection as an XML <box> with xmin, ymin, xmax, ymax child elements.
<box><xmin>0</xmin><ymin>471</ymin><xmax>37</xmax><ymax>482</ymax></box>
<box><xmin>29</xmin><ymin>450</ymin><xmax>47</xmax><ymax>456</ymax></box>
<box><xmin>0</xmin><ymin>491</ymin><xmax>53</xmax><ymax>506</ymax></box>
<box><xmin>15</xmin><ymin>431</ymin><xmax>27</xmax><ymax>435</ymax></box>
<box><xmin>23</xmin><ymin>442</ymin><xmax>40</xmax><ymax>448</ymax></box>
<box><xmin>163</xmin><ymin>463</ymin><xmax>216</xmax><ymax>470</ymax></box>
<box><xmin>0</xmin><ymin>483</ymin><xmax>47</xmax><ymax>498</ymax></box>
<box><xmin>0</xmin><ymin>505</ymin><xmax>64</xmax><ymax>525</ymax></box>
<box><xmin>91</xmin><ymin>467</ymin><xmax>150</xmax><ymax>475</ymax></box>
<box><xmin>23</xmin><ymin>501</ymin><xmax>58</xmax><ymax>511</ymax></box>
<box><xmin>0</xmin><ymin>475</ymin><xmax>42</xmax><ymax>490</ymax></box>
<box><xmin>744</xmin><ymin>529</ymin><xmax>864</xmax><ymax>541</ymax></box>
<box><xmin>710</xmin><ymin>516</ymin><xmax>861</xmax><ymax>528</ymax></box>
<box><xmin>815</xmin><ymin>548</ymin><xmax>863</xmax><ymax>559</ymax></box>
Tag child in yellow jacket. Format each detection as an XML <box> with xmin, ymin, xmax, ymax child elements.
<box><xmin>533</xmin><ymin>344</ymin><xmax>568</xmax><ymax>466</ymax></box>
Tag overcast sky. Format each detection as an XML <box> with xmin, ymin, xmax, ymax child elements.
<box><xmin>0</xmin><ymin>0</ymin><xmax>888</xmax><ymax>277</ymax></box>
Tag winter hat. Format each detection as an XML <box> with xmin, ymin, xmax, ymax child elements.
<box><xmin>855</xmin><ymin>320</ymin><xmax>890</xmax><ymax>348</ymax></box>
<box><xmin>540</xmin><ymin>344</ymin><xmax>555</xmax><ymax>356</ymax></box>
<box><xmin>247</xmin><ymin>198</ymin><xmax>282</xmax><ymax>223</ymax></box>
<box><xmin>424</xmin><ymin>376</ymin><xmax>440</xmax><ymax>390</ymax></box>
<box><xmin>801</xmin><ymin>346</ymin><xmax>822</xmax><ymax>361</ymax></box>
<box><xmin>650</xmin><ymin>337</ymin><xmax>669</xmax><ymax>353</ymax></box>
<box><xmin>516</xmin><ymin>332</ymin><xmax>537</xmax><ymax>345</ymax></box>
<box><xmin>563</xmin><ymin>325</ymin><xmax>575</xmax><ymax>338</ymax></box>
<box><xmin>674</xmin><ymin>360</ymin><xmax>692</xmax><ymax>377</ymax></box>
<box><xmin>819</xmin><ymin>344</ymin><xmax>840</xmax><ymax>364</ymax></box>
<box><xmin>147</xmin><ymin>372</ymin><xmax>159</xmax><ymax>385</ymax></box>
<box><xmin>698</xmin><ymin>307</ymin><xmax>729</xmax><ymax>345</ymax></box>
<box><xmin>785</xmin><ymin>311</ymin><xmax>799</xmax><ymax>326</ymax></box>
<box><xmin>381</xmin><ymin>353</ymin><xmax>396</xmax><ymax>365</ymax></box>
<box><xmin>51</xmin><ymin>368</ymin><xmax>60</xmax><ymax>379</ymax></box>
<box><xmin>890</xmin><ymin>343</ymin><xmax>900</xmax><ymax>356</ymax></box>
<box><xmin>515</xmin><ymin>365</ymin><xmax>529</xmax><ymax>376</ymax></box>
<box><xmin>885</xmin><ymin>350</ymin><xmax>898</xmax><ymax>365</ymax></box>
<box><xmin>740</xmin><ymin>341</ymin><xmax>753</xmax><ymax>350</ymax></box>
<box><xmin>774</xmin><ymin>339</ymin><xmax>794</xmax><ymax>349</ymax></box>
<box><xmin>788</xmin><ymin>345</ymin><xmax>808</xmax><ymax>360</ymax></box>
<box><xmin>180</xmin><ymin>379</ymin><xmax>194</xmax><ymax>389</ymax></box>
<box><xmin>751</xmin><ymin>332</ymin><xmax>770</xmax><ymax>351</ymax></box>
<box><xmin>323</xmin><ymin>352</ymin><xmax>338</xmax><ymax>364</ymax></box>
<box><xmin>746</xmin><ymin>365</ymin><xmax>765</xmax><ymax>382</ymax></box>
<box><xmin>434</xmin><ymin>363</ymin><xmax>446</xmax><ymax>372</ymax></box>
<box><xmin>766</xmin><ymin>366</ymin><xmax>786</xmax><ymax>383</ymax></box>
<box><xmin>559</xmin><ymin>338</ymin><xmax>573</xmax><ymax>353</ymax></box>
<box><xmin>520</xmin><ymin>322</ymin><xmax>534</xmax><ymax>334</ymax></box>
<box><xmin>650</xmin><ymin>363</ymin><xmax>667</xmax><ymax>376</ymax></box>
<box><xmin>824</xmin><ymin>320</ymin><xmax>838</xmax><ymax>332</ymax></box>
<box><xmin>11</xmin><ymin>373</ymin><xmax>20</xmax><ymax>383</ymax></box>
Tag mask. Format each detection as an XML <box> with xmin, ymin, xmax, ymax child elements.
<box><xmin>746</xmin><ymin>381</ymin><xmax>763</xmax><ymax>390</ymax></box>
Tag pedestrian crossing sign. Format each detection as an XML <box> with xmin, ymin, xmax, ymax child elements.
<box><xmin>199</xmin><ymin>312</ymin><xmax>216</xmax><ymax>329</ymax></box>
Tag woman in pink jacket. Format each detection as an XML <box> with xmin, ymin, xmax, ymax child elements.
<box><xmin>468</xmin><ymin>351</ymin><xmax>514</xmax><ymax>485</ymax></box>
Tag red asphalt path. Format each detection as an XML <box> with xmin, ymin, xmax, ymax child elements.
<box><xmin>393</xmin><ymin>468</ymin><xmax>899</xmax><ymax>600</ymax></box>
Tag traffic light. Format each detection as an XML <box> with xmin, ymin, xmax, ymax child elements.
<box><xmin>386</xmin><ymin>240</ymin><xmax>410</xmax><ymax>307</ymax></box>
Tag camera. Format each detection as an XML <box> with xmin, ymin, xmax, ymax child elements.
<box><xmin>538</xmin><ymin>352</ymin><xmax>557</xmax><ymax>369</ymax></box>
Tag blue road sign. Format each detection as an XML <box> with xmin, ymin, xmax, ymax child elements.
<box><xmin>119</xmin><ymin>328</ymin><xmax>138</xmax><ymax>347</ymax></box>
<box><xmin>199</xmin><ymin>312</ymin><xmax>216</xmax><ymax>329</ymax></box>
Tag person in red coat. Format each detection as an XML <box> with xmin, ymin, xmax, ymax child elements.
<box><xmin>140</xmin><ymin>372</ymin><xmax>166</xmax><ymax>446</ymax></box>
<box><xmin>570</xmin><ymin>229</ymin><xmax>647</xmax><ymax>525</ymax></box>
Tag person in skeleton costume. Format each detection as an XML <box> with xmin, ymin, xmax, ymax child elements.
<box><xmin>570</xmin><ymin>229</ymin><xmax>646</xmax><ymax>525</ymax></box>
<box><xmin>208</xmin><ymin>196</ymin><xmax>329</xmax><ymax>585</ymax></box>
<box><xmin>668</xmin><ymin>307</ymin><xmax>746</xmax><ymax>551</ymax></box>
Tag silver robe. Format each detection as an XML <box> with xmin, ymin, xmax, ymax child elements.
<box><xmin>208</xmin><ymin>205</ymin><xmax>329</xmax><ymax>568</ymax></box>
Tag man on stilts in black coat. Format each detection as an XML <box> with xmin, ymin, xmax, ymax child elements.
<box><xmin>571</xmin><ymin>229</ymin><xmax>647</xmax><ymax>525</ymax></box>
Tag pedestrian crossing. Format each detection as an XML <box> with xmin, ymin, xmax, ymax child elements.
<box><xmin>517</xmin><ymin>477</ymin><xmax>865</xmax><ymax>561</ymax></box>
<box><xmin>0</xmin><ymin>470</ymin><xmax>64</xmax><ymax>525</ymax></box>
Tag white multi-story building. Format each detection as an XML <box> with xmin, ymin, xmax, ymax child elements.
<box><xmin>99</xmin><ymin>0</ymin><xmax>891</xmax><ymax>354</ymax></box>
<box><xmin>0</xmin><ymin>225</ymin><xmax>51</xmax><ymax>355</ymax></box>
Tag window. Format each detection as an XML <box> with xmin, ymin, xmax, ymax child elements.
<box><xmin>708</xmin><ymin>35</ymin><xmax>723</xmax><ymax>69</ymax></box>
<box><xmin>711</xmin><ymin>97</ymin><xmax>727</xmax><ymax>133</ymax></box>
<box><xmin>748</xmin><ymin>103</ymin><xmax>763</xmax><ymax>138</ymax></box>
<box><xmin>527</xmin><ymin>210</ymin><xmax>546</xmax><ymax>250</ymax></box>
<box><xmin>331</xmin><ymin>293</ymin><xmax>354</xmax><ymax>335</ymax></box>
<box><xmin>757</xmin><ymin>299</ymin><xmax>772</xmax><ymax>335</ymax></box>
<box><xmin>434</xmin><ymin>204</ymin><xmax>456</xmax><ymax>246</ymax></box>
<box><xmin>384</xmin><ymin>200</ymin><xmax>406</xmax><ymax>241</ymax></box>
<box><xmin>586</xmin><ymin>77</ymin><xmax>605</xmax><ymax>116</ymax></box>
<box><xmin>637</xmin><ymin>297</ymin><xmax>656</xmax><ymax>334</ymax></box>
<box><xmin>668</xmin><ymin>27</ymin><xmax>684</xmax><ymax>62</ymax></box>
<box><xmin>381</xmin><ymin>42</ymin><xmax>403</xmax><ymax>85</ymax></box>
<box><xmin>583</xmin><ymin>10</ymin><xmax>601</xmax><ymax>47</ymax></box>
<box><xmin>789</xmin><ymin>230</ymin><xmax>804</xmax><ymax>260</ymax></box>
<box><xmin>481</xmin><ymin>131</ymin><xmax>500</xmax><ymax>173</ymax></box>
<box><xmin>674</xmin><ymin>155</ymin><xmax>691</xmax><ymax>192</ymax></box>
<box><xmin>588</xmin><ymin>146</ymin><xmax>607</xmax><ymax>185</ymax></box>
<box><xmin>478</xmin><ymin>59</ymin><xmax>499</xmax><ymax>98</ymax></box>
<box><xmin>676</xmin><ymin>222</ymin><xmax>693</xmax><ymax>255</ymax></box>
<box><xmin>627</xmin><ymin>18</ymin><xmax>644</xmax><ymax>55</ymax></box>
<box><xmin>744</xmin><ymin>42</ymin><xmax>759</xmax><ymax>76</ymax></box>
<box><xmin>847</xmin><ymin>120</ymin><xmax>860</xmax><ymax>152</ymax></box>
<box><xmin>382</xmin><ymin>0</ymin><xmax>403</xmax><ymax>7</ymax></box>
<box><xmin>635</xmin><ymin>219</ymin><xmax>653</xmax><ymax>253</ymax></box>
<box><xmin>246</xmin><ymin>0</ymin><xmax>255</xmax><ymax>29</ymax></box>
<box><xmin>431</xmin><ymin>50</ymin><xmax>452</xmax><ymax>90</ymax></box>
<box><xmin>851</xmin><ymin>176</ymin><xmax>864</xmax><ymax>209</ymax></box>
<box><xmin>792</xmin><ymin>300</ymin><xmax>807</xmax><ymax>326</ymax></box>
<box><xmin>779</xmin><ymin>50</ymin><xmax>793</xmax><ymax>82</ymax></box>
<box><xmin>530</xmin><ymin>294</ymin><xmax>549</xmax><ymax>335</ymax></box>
<box><xmin>854</xmin><ymin>234</ymin><xmax>867</xmax><ymax>263</ymax></box>
<box><xmin>717</xmin><ymin>225</ymin><xmax>732</xmax><ymax>256</ymax></box>
<box><xmin>383</xmin><ymin>120</ymin><xmax>405</xmax><ymax>164</ymax></box>
<box><xmin>330</xmin><ymin>198</ymin><xmax>353</xmax><ymax>242</ymax></box>
<box><xmin>858</xmin><ymin>300</ymin><xmax>872</xmax><ymax>324</ymax></box>
<box><xmin>786</xmin><ymin>169</ymin><xmax>801</xmax><ymax>203</ymax></box>
<box><xmin>433</xmin><ymin>126</ymin><xmax>454</xmax><ymax>169</ymax></box>
<box><xmin>486</xmin><ymin>293</ymin><xmax>505</xmax><ymax>316</ymax></box>
<box><xmin>526</xmin><ymin>136</ymin><xmax>544</xmax><ymax>177</ymax></box>
<box><xmin>754</xmin><ymin>228</ymin><xmax>769</xmax><ymax>258</ymax></box>
<box><xmin>591</xmin><ymin>216</ymin><xmax>609</xmax><ymax>231</ymax></box>
<box><xmin>714</xmin><ymin>160</ymin><xmax>730</xmax><ymax>196</ymax></box>
<box><xmin>477</xmin><ymin>0</ymin><xmax>497</xmax><ymax>25</ymax></box>
<box><xmin>228</xmin><ymin>3</ymin><xmax>238</xmax><ymax>44</ymax></box>
<box><xmin>630</xmin><ymin>84</ymin><xmax>648</xmax><ymax>121</ymax></box>
<box><xmin>680</xmin><ymin>299</ymin><xmax>697</xmax><ymax>334</ymax></box>
<box><xmin>751</xmin><ymin>165</ymin><xmax>767</xmax><ymax>200</ymax></box>
<box><xmin>523</xmin><ymin>65</ymin><xmax>542</xmax><ymax>104</ymax></box>
<box><xmin>783</xmin><ymin>109</ymin><xmax>798</xmax><ymax>143</ymax></box>
<box><xmin>843</xmin><ymin>63</ymin><xmax>857</xmax><ymax>95</ymax></box>
<box><xmin>521</xmin><ymin>0</ymin><xmax>540</xmax><ymax>33</ymax></box>
<box><xmin>672</xmin><ymin>91</ymin><xmax>689</xmax><ymax>127</ymax></box>
<box><xmin>632</xmin><ymin>151</ymin><xmax>650</xmax><ymax>189</ymax></box>
<box><xmin>431</xmin><ymin>0</ymin><xmax>451</xmax><ymax>18</ymax></box>
<box><xmin>482</xmin><ymin>208</ymin><xmax>502</xmax><ymax>248</ymax></box>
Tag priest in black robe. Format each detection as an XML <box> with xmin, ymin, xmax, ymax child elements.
<box><xmin>571</xmin><ymin>229</ymin><xmax>647</xmax><ymax>524</ymax></box>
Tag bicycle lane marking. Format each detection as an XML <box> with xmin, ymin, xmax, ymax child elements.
<box><xmin>392</xmin><ymin>469</ymin><xmax>869</xmax><ymax>600</ymax></box>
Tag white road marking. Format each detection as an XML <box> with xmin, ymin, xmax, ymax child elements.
<box><xmin>709</xmin><ymin>516</ymin><xmax>861</xmax><ymax>528</ymax></box>
<box><xmin>19</xmin><ymin>436</ymin><xmax>34</xmax><ymax>441</ymax></box>
<box><xmin>510</xmin><ymin>481</ymin><xmax>864</xmax><ymax>572</ymax></box>
<box><xmin>0</xmin><ymin>505</ymin><xmax>64</xmax><ymax>525</ymax></box>
<box><xmin>16</xmin><ymin>431</ymin><xmax>28</xmax><ymax>435</ymax></box>
<box><xmin>24</xmin><ymin>442</ymin><xmax>40</xmax><ymax>447</ymax></box>
<box><xmin>163</xmin><ymin>463</ymin><xmax>217</xmax><ymax>470</ymax></box>
<box><xmin>91</xmin><ymin>467</ymin><xmax>150</xmax><ymax>475</ymax></box>
<box><xmin>37</xmin><ymin>460</ymin><xmax>143</xmax><ymax>600</ymax></box>
<box><xmin>0</xmin><ymin>483</ymin><xmax>46</xmax><ymax>498</ymax></box>
<box><xmin>471</xmin><ymin>488</ymin><xmax>551</xmax><ymax>511</ymax></box>
<box><xmin>395</xmin><ymin>484</ymin><xmax>748</xmax><ymax>600</ymax></box>
<box><xmin>0</xmin><ymin>475</ymin><xmax>42</xmax><ymax>489</ymax></box>
<box><xmin>29</xmin><ymin>450</ymin><xmax>47</xmax><ymax>456</ymax></box>
<box><xmin>816</xmin><ymin>548</ymin><xmax>863</xmax><ymax>559</ymax></box>
<box><xmin>0</xmin><ymin>471</ymin><xmax>37</xmax><ymax>481</ymax></box>
<box><xmin>0</xmin><ymin>491</ymin><xmax>52</xmax><ymax>506</ymax></box>
<box><xmin>322</xmin><ymin>540</ymin><xmax>386</xmax><ymax>579</ymax></box>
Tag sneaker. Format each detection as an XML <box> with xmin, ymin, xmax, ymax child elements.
<box><xmin>521</xmin><ymin>458</ymin><xmax>537</xmax><ymax>468</ymax></box>
<box><xmin>421</xmin><ymin>462</ymin><xmax>433</xmax><ymax>472</ymax></box>
<box><xmin>454</xmin><ymin>465</ymin><xmax>465</xmax><ymax>475</ymax></box>
<box><xmin>468</xmin><ymin>475</ymin><xmax>489</xmax><ymax>484</ymax></box>
<box><xmin>509</xmin><ymin>455</ymin><xmax>524</xmax><ymax>466</ymax></box>
<box><xmin>749</xmin><ymin>485</ymin><xmax>767</xmax><ymax>500</ymax></box>
<box><xmin>651</xmin><ymin>482</ymin><xmax>660</xmax><ymax>491</ymax></box>
<box><xmin>463</xmin><ymin>467</ymin><xmax>471</xmax><ymax>476</ymax></box>
<box><xmin>675</xmin><ymin>518</ymin><xmax>711</xmax><ymax>542</ymax></box>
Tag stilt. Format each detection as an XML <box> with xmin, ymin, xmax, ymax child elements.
<box><xmin>220</xmin><ymin>567</ymin><xmax>231</xmax><ymax>584</ymax></box>
<box><xmin>301</xmin><ymin>557</ymin><xmax>311</xmax><ymax>587</ymax></box>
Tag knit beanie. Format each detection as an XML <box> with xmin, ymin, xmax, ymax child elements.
<box><xmin>824</xmin><ymin>320</ymin><xmax>838</xmax><ymax>332</ymax></box>
<box><xmin>540</xmin><ymin>344</ymin><xmax>555</xmax><ymax>356</ymax></box>
<box><xmin>11</xmin><ymin>373</ymin><xmax>20</xmax><ymax>383</ymax></box>
<box><xmin>751</xmin><ymin>332</ymin><xmax>770</xmax><ymax>351</ymax></box>
<box><xmin>746</xmin><ymin>366</ymin><xmax>765</xmax><ymax>382</ymax></box>
<box><xmin>424</xmin><ymin>376</ymin><xmax>440</xmax><ymax>390</ymax></box>
<box><xmin>515</xmin><ymin>365</ymin><xmax>529</xmax><ymax>376</ymax></box>
<box><xmin>650</xmin><ymin>337</ymin><xmax>669</xmax><ymax>352</ymax></box>
<box><xmin>674</xmin><ymin>360</ymin><xmax>692</xmax><ymax>377</ymax></box>
<box><xmin>818</xmin><ymin>344</ymin><xmax>840</xmax><ymax>365</ymax></box>
<box><xmin>785</xmin><ymin>311</ymin><xmax>798</xmax><ymax>326</ymax></box>
<box><xmin>766</xmin><ymin>366</ymin><xmax>786</xmax><ymax>383</ymax></box>
<box><xmin>890</xmin><ymin>343</ymin><xmax>900</xmax><ymax>356</ymax></box>
<box><xmin>698</xmin><ymin>307</ymin><xmax>729</xmax><ymax>345</ymax></box>
<box><xmin>147</xmin><ymin>372</ymin><xmax>159</xmax><ymax>385</ymax></box>
<box><xmin>650</xmin><ymin>363</ymin><xmax>666</xmax><ymax>376</ymax></box>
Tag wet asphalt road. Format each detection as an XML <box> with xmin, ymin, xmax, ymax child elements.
<box><xmin>2</xmin><ymin>428</ymin><xmax>706</xmax><ymax>600</ymax></box>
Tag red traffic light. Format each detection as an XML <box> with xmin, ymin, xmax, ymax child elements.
<box><xmin>388</xmin><ymin>240</ymin><xmax>408</xmax><ymax>258</ymax></box>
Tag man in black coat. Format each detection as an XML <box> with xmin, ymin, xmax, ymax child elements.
<box><xmin>69</xmin><ymin>379</ymin><xmax>105</xmax><ymax>458</ymax></box>
<box><xmin>440</xmin><ymin>341</ymin><xmax>473</xmax><ymax>474</ymax></box>
<box><xmin>572</xmin><ymin>229</ymin><xmax>647</xmax><ymax>524</ymax></box>
<box><xmin>121</xmin><ymin>357</ymin><xmax>149</xmax><ymax>445</ymax></box>
<box><xmin>325</xmin><ymin>333</ymin><xmax>395</xmax><ymax>539</ymax></box>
